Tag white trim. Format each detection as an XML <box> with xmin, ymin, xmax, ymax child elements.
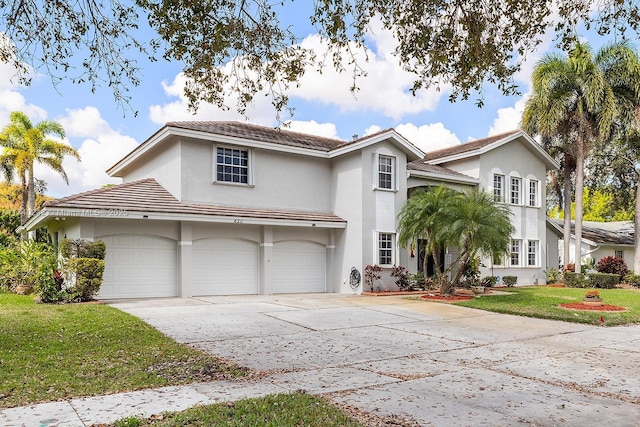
<box><xmin>212</xmin><ymin>144</ymin><xmax>254</xmax><ymax>186</ymax></box>
<box><xmin>20</xmin><ymin>207</ymin><xmax>347</xmax><ymax>232</ymax></box>
<box><xmin>427</xmin><ymin>131</ymin><xmax>560</xmax><ymax>171</ymax></box>
<box><xmin>407</xmin><ymin>169</ymin><xmax>479</xmax><ymax>185</ymax></box>
<box><xmin>178</xmin><ymin>241</ymin><xmax>193</xmax><ymax>246</ymax></box>
<box><xmin>108</xmin><ymin>126</ymin><xmax>425</xmax><ymax>177</ymax></box>
<box><xmin>259</xmin><ymin>242</ymin><xmax>274</xmax><ymax>247</ymax></box>
<box><xmin>374</xmin><ymin>230</ymin><xmax>396</xmax><ymax>267</ymax></box>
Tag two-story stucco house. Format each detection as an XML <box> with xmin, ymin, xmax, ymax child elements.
<box><xmin>22</xmin><ymin>122</ymin><xmax>558</xmax><ymax>299</ymax></box>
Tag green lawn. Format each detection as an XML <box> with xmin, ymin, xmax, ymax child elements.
<box><xmin>455</xmin><ymin>286</ymin><xmax>640</xmax><ymax>326</ymax></box>
<box><xmin>0</xmin><ymin>293</ymin><xmax>248</xmax><ymax>409</ymax></box>
<box><xmin>113</xmin><ymin>392</ymin><xmax>364</xmax><ymax>427</ymax></box>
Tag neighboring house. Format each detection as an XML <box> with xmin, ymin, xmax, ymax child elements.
<box><xmin>22</xmin><ymin>123</ymin><xmax>558</xmax><ymax>299</ymax></box>
<box><xmin>552</xmin><ymin>218</ymin><xmax>635</xmax><ymax>269</ymax></box>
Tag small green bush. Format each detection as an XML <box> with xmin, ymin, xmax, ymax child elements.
<box><xmin>587</xmin><ymin>272</ymin><xmax>619</xmax><ymax>289</ymax></box>
<box><xmin>564</xmin><ymin>272</ymin><xmax>589</xmax><ymax>288</ymax></box>
<box><xmin>624</xmin><ymin>273</ymin><xmax>640</xmax><ymax>288</ymax></box>
<box><xmin>409</xmin><ymin>271</ymin><xmax>426</xmax><ymax>290</ymax></box>
<box><xmin>502</xmin><ymin>276</ymin><xmax>517</xmax><ymax>287</ymax></box>
<box><xmin>481</xmin><ymin>276</ymin><xmax>498</xmax><ymax>287</ymax></box>
<box><xmin>61</xmin><ymin>238</ymin><xmax>106</xmax><ymax>260</ymax></box>
<box><xmin>66</xmin><ymin>258</ymin><xmax>105</xmax><ymax>301</ymax></box>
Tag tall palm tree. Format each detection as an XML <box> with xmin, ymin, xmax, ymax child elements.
<box><xmin>0</xmin><ymin>111</ymin><xmax>80</xmax><ymax>234</ymax></box>
<box><xmin>521</xmin><ymin>41</ymin><xmax>633</xmax><ymax>273</ymax></box>
<box><xmin>398</xmin><ymin>185</ymin><xmax>457</xmax><ymax>283</ymax></box>
<box><xmin>447</xmin><ymin>189</ymin><xmax>514</xmax><ymax>286</ymax></box>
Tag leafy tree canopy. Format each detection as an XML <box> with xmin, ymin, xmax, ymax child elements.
<box><xmin>548</xmin><ymin>187</ymin><xmax>634</xmax><ymax>222</ymax></box>
<box><xmin>1</xmin><ymin>0</ymin><xmax>640</xmax><ymax>114</ymax></box>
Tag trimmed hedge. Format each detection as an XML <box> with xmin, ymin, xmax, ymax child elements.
<box><xmin>564</xmin><ymin>272</ymin><xmax>589</xmax><ymax>288</ymax></box>
<box><xmin>624</xmin><ymin>274</ymin><xmax>640</xmax><ymax>288</ymax></box>
<box><xmin>502</xmin><ymin>276</ymin><xmax>517</xmax><ymax>287</ymax></box>
<box><xmin>587</xmin><ymin>272</ymin><xmax>619</xmax><ymax>289</ymax></box>
<box><xmin>481</xmin><ymin>276</ymin><xmax>498</xmax><ymax>287</ymax></box>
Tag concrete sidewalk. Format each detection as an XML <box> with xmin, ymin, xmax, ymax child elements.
<box><xmin>2</xmin><ymin>294</ymin><xmax>640</xmax><ymax>426</ymax></box>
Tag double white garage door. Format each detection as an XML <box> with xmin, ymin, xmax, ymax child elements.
<box><xmin>98</xmin><ymin>235</ymin><xmax>326</xmax><ymax>299</ymax></box>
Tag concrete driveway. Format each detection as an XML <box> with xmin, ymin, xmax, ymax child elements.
<box><xmin>112</xmin><ymin>294</ymin><xmax>640</xmax><ymax>426</ymax></box>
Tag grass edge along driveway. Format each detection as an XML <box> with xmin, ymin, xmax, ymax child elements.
<box><xmin>0</xmin><ymin>293</ymin><xmax>248</xmax><ymax>409</ymax></box>
<box><xmin>454</xmin><ymin>286</ymin><xmax>640</xmax><ymax>326</ymax></box>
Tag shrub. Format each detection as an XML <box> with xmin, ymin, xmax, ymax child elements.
<box><xmin>502</xmin><ymin>276</ymin><xmax>517</xmax><ymax>287</ymax></box>
<box><xmin>564</xmin><ymin>272</ymin><xmax>589</xmax><ymax>288</ymax></box>
<box><xmin>624</xmin><ymin>273</ymin><xmax>640</xmax><ymax>288</ymax></box>
<box><xmin>0</xmin><ymin>241</ymin><xmax>57</xmax><ymax>294</ymax></box>
<box><xmin>586</xmin><ymin>272</ymin><xmax>619</xmax><ymax>289</ymax></box>
<box><xmin>409</xmin><ymin>271</ymin><xmax>426</xmax><ymax>290</ymax></box>
<box><xmin>390</xmin><ymin>265</ymin><xmax>410</xmax><ymax>290</ymax></box>
<box><xmin>481</xmin><ymin>276</ymin><xmax>497</xmax><ymax>287</ymax></box>
<box><xmin>61</xmin><ymin>238</ymin><xmax>106</xmax><ymax>260</ymax></box>
<box><xmin>596</xmin><ymin>256</ymin><xmax>628</xmax><ymax>280</ymax></box>
<box><xmin>363</xmin><ymin>264</ymin><xmax>382</xmax><ymax>291</ymax></box>
<box><xmin>564</xmin><ymin>263</ymin><xmax>575</xmax><ymax>273</ymax></box>
<box><xmin>66</xmin><ymin>258</ymin><xmax>105</xmax><ymax>301</ymax></box>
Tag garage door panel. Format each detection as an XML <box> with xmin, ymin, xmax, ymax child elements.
<box><xmin>98</xmin><ymin>234</ymin><xmax>177</xmax><ymax>299</ymax></box>
<box><xmin>272</xmin><ymin>241</ymin><xmax>326</xmax><ymax>294</ymax></box>
<box><xmin>192</xmin><ymin>238</ymin><xmax>258</xmax><ymax>296</ymax></box>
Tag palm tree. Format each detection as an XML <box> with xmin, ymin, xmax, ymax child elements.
<box><xmin>398</xmin><ymin>185</ymin><xmax>457</xmax><ymax>284</ymax></box>
<box><xmin>447</xmin><ymin>189</ymin><xmax>514</xmax><ymax>287</ymax></box>
<box><xmin>0</xmin><ymin>111</ymin><xmax>80</xmax><ymax>235</ymax></box>
<box><xmin>398</xmin><ymin>186</ymin><xmax>513</xmax><ymax>295</ymax></box>
<box><xmin>521</xmin><ymin>41</ymin><xmax>634</xmax><ymax>273</ymax></box>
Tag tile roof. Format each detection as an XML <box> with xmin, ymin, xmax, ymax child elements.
<box><xmin>550</xmin><ymin>218</ymin><xmax>634</xmax><ymax>245</ymax></box>
<box><xmin>44</xmin><ymin>179</ymin><xmax>346</xmax><ymax>224</ymax></box>
<box><xmin>167</xmin><ymin>121</ymin><xmax>350</xmax><ymax>152</ymax></box>
<box><xmin>406</xmin><ymin>160</ymin><xmax>475</xmax><ymax>179</ymax></box>
<box><xmin>422</xmin><ymin>130</ymin><xmax>521</xmax><ymax>161</ymax></box>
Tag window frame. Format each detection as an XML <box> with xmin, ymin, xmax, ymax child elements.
<box><xmin>493</xmin><ymin>174</ymin><xmax>505</xmax><ymax>202</ymax></box>
<box><xmin>510</xmin><ymin>176</ymin><xmax>522</xmax><ymax>205</ymax></box>
<box><xmin>528</xmin><ymin>179</ymin><xmax>539</xmax><ymax>207</ymax></box>
<box><xmin>527</xmin><ymin>240</ymin><xmax>538</xmax><ymax>267</ymax></box>
<box><xmin>377</xmin><ymin>232</ymin><xmax>395</xmax><ymax>266</ymax></box>
<box><xmin>510</xmin><ymin>239</ymin><xmax>521</xmax><ymax>266</ymax></box>
<box><xmin>213</xmin><ymin>145</ymin><xmax>253</xmax><ymax>185</ymax></box>
<box><xmin>376</xmin><ymin>154</ymin><xmax>396</xmax><ymax>191</ymax></box>
<box><xmin>615</xmin><ymin>250</ymin><xmax>624</xmax><ymax>259</ymax></box>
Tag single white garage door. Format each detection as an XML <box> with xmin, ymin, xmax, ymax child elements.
<box><xmin>272</xmin><ymin>241</ymin><xmax>326</xmax><ymax>293</ymax></box>
<box><xmin>98</xmin><ymin>235</ymin><xmax>177</xmax><ymax>299</ymax></box>
<box><xmin>192</xmin><ymin>238</ymin><xmax>259</xmax><ymax>295</ymax></box>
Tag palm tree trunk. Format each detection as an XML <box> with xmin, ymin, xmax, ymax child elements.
<box><xmin>574</xmin><ymin>140</ymin><xmax>585</xmax><ymax>274</ymax></box>
<box><xmin>634</xmin><ymin>171</ymin><xmax>640</xmax><ymax>273</ymax></box>
<box><xmin>19</xmin><ymin>180</ymin><xmax>28</xmax><ymax>240</ymax></box>
<box><xmin>27</xmin><ymin>164</ymin><xmax>36</xmax><ymax>240</ymax></box>
<box><xmin>563</xmin><ymin>164</ymin><xmax>572</xmax><ymax>269</ymax></box>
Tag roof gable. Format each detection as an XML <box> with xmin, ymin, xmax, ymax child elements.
<box><xmin>422</xmin><ymin>130</ymin><xmax>559</xmax><ymax>170</ymax></box>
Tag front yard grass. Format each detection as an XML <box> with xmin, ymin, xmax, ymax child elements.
<box><xmin>0</xmin><ymin>293</ymin><xmax>248</xmax><ymax>409</ymax></box>
<box><xmin>455</xmin><ymin>286</ymin><xmax>640</xmax><ymax>326</ymax></box>
<box><xmin>113</xmin><ymin>392</ymin><xmax>365</xmax><ymax>427</ymax></box>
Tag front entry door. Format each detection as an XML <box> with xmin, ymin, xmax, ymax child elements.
<box><xmin>417</xmin><ymin>239</ymin><xmax>445</xmax><ymax>277</ymax></box>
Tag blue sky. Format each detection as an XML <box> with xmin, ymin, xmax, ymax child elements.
<box><xmin>0</xmin><ymin>5</ymin><xmax>609</xmax><ymax>197</ymax></box>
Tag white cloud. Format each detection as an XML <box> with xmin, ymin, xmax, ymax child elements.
<box><xmin>284</xmin><ymin>120</ymin><xmax>339</xmax><ymax>138</ymax></box>
<box><xmin>290</xmin><ymin>33</ymin><xmax>445</xmax><ymax>120</ymax></box>
<box><xmin>395</xmin><ymin>122</ymin><xmax>460</xmax><ymax>153</ymax></box>
<box><xmin>363</xmin><ymin>125</ymin><xmax>382</xmax><ymax>136</ymax></box>
<box><xmin>487</xmin><ymin>94</ymin><xmax>530</xmax><ymax>136</ymax></box>
<box><xmin>34</xmin><ymin>107</ymin><xmax>139</xmax><ymax>196</ymax></box>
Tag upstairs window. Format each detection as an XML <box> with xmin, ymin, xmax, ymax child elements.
<box><xmin>493</xmin><ymin>174</ymin><xmax>505</xmax><ymax>202</ymax></box>
<box><xmin>510</xmin><ymin>177</ymin><xmax>522</xmax><ymax>205</ymax></box>
<box><xmin>377</xmin><ymin>155</ymin><xmax>395</xmax><ymax>190</ymax></box>
<box><xmin>528</xmin><ymin>179</ymin><xmax>539</xmax><ymax>207</ymax></box>
<box><xmin>216</xmin><ymin>147</ymin><xmax>249</xmax><ymax>184</ymax></box>
<box><xmin>615</xmin><ymin>250</ymin><xmax>624</xmax><ymax>259</ymax></box>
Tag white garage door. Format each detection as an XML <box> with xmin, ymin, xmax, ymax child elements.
<box><xmin>272</xmin><ymin>241</ymin><xmax>326</xmax><ymax>293</ymax></box>
<box><xmin>98</xmin><ymin>235</ymin><xmax>177</xmax><ymax>299</ymax></box>
<box><xmin>192</xmin><ymin>238</ymin><xmax>259</xmax><ymax>295</ymax></box>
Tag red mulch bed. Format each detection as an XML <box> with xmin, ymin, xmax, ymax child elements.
<box><xmin>559</xmin><ymin>303</ymin><xmax>627</xmax><ymax>311</ymax></box>
<box><xmin>361</xmin><ymin>290</ymin><xmax>430</xmax><ymax>296</ymax></box>
<box><xmin>420</xmin><ymin>294</ymin><xmax>474</xmax><ymax>302</ymax></box>
<box><xmin>548</xmin><ymin>283</ymin><xmax>566</xmax><ymax>288</ymax></box>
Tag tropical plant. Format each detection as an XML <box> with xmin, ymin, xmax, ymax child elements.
<box><xmin>0</xmin><ymin>111</ymin><xmax>79</xmax><ymax>236</ymax></box>
<box><xmin>398</xmin><ymin>185</ymin><xmax>457</xmax><ymax>282</ymax></box>
<box><xmin>522</xmin><ymin>41</ymin><xmax>639</xmax><ymax>273</ymax></box>
<box><xmin>363</xmin><ymin>264</ymin><xmax>382</xmax><ymax>292</ymax></box>
<box><xmin>390</xmin><ymin>265</ymin><xmax>411</xmax><ymax>291</ymax></box>
<box><xmin>447</xmin><ymin>189</ymin><xmax>514</xmax><ymax>288</ymax></box>
<box><xmin>596</xmin><ymin>256</ymin><xmax>629</xmax><ymax>280</ymax></box>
